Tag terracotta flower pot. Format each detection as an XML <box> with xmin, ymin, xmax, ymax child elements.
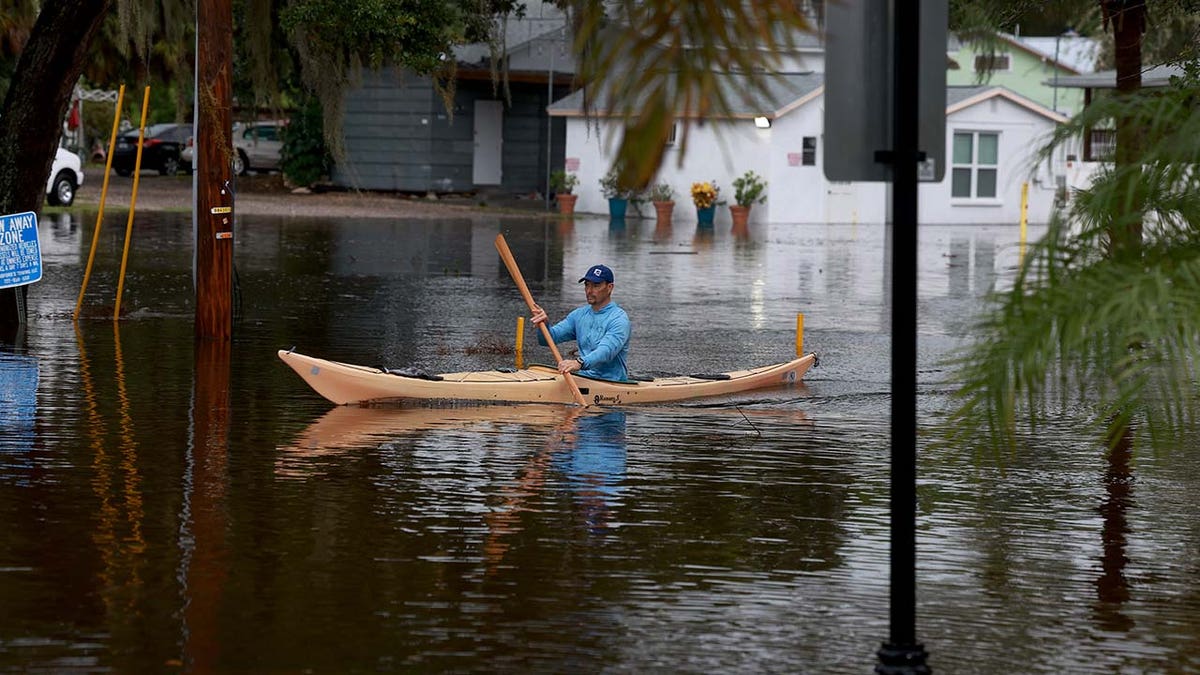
<box><xmin>653</xmin><ymin>200</ymin><xmax>675</xmax><ymax>225</ymax></box>
<box><xmin>556</xmin><ymin>193</ymin><xmax>578</xmax><ymax>215</ymax></box>
<box><xmin>730</xmin><ymin>204</ymin><xmax>751</xmax><ymax>228</ymax></box>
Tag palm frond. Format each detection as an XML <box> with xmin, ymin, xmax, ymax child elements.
<box><xmin>945</xmin><ymin>63</ymin><xmax>1200</xmax><ymax>456</ymax></box>
<box><xmin>570</xmin><ymin>0</ymin><xmax>812</xmax><ymax>189</ymax></box>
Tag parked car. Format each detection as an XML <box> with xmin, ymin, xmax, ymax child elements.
<box><xmin>232</xmin><ymin>120</ymin><xmax>285</xmax><ymax>175</ymax></box>
<box><xmin>111</xmin><ymin>122</ymin><xmax>193</xmax><ymax>176</ymax></box>
<box><xmin>46</xmin><ymin>146</ymin><xmax>84</xmax><ymax>206</ymax></box>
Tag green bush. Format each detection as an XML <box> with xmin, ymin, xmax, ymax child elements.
<box><xmin>281</xmin><ymin>98</ymin><xmax>332</xmax><ymax>187</ymax></box>
<box><xmin>647</xmin><ymin>182</ymin><xmax>674</xmax><ymax>202</ymax></box>
<box><xmin>732</xmin><ymin>170</ymin><xmax>767</xmax><ymax>206</ymax></box>
<box><xmin>599</xmin><ymin>168</ymin><xmax>637</xmax><ymax>199</ymax></box>
<box><xmin>550</xmin><ymin>169</ymin><xmax>579</xmax><ymax>194</ymax></box>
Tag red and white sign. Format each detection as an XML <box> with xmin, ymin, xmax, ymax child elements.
<box><xmin>787</xmin><ymin>153</ymin><xmax>802</xmax><ymax>167</ymax></box>
<box><xmin>565</xmin><ymin>157</ymin><xmax>580</xmax><ymax>171</ymax></box>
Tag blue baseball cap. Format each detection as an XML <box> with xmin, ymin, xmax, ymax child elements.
<box><xmin>578</xmin><ymin>264</ymin><xmax>614</xmax><ymax>284</ymax></box>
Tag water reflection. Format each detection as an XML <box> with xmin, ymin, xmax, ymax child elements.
<box><xmin>485</xmin><ymin>409</ymin><xmax>627</xmax><ymax>572</ymax></box>
<box><xmin>556</xmin><ymin>410</ymin><xmax>627</xmax><ymax>530</ymax></box>
<box><xmin>276</xmin><ymin>404</ymin><xmax>575</xmax><ymax>477</ymax></box>
<box><xmin>0</xmin><ymin>350</ymin><xmax>37</xmax><ymax>470</ymax></box>
<box><xmin>1094</xmin><ymin>428</ymin><xmax>1134</xmax><ymax>632</ymax></box>
<box><xmin>180</xmin><ymin>339</ymin><xmax>232</xmax><ymax>671</ymax></box>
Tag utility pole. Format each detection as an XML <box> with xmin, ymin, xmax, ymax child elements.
<box><xmin>194</xmin><ymin>0</ymin><xmax>234</xmax><ymax>340</ymax></box>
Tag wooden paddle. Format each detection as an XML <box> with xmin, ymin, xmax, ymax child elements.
<box><xmin>494</xmin><ymin>234</ymin><xmax>589</xmax><ymax>407</ymax></box>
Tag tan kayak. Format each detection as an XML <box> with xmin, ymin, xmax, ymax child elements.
<box><xmin>278</xmin><ymin>349</ymin><xmax>817</xmax><ymax>406</ymax></box>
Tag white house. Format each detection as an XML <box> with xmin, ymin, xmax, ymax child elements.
<box><xmin>548</xmin><ymin>75</ymin><xmax>1068</xmax><ymax>225</ymax></box>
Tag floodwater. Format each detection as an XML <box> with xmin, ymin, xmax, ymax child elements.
<box><xmin>2</xmin><ymin>209</ymin><xmax>1199</xmax><ymax>672</ymax></box>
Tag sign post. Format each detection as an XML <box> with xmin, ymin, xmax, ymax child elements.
<box><xmin>824</xmin><ymin>2</ymin><xmax>945</xmax><ymax>671</ymax></box>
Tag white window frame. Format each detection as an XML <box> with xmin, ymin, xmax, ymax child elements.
<box><xmin>951</xmin><ymin>130</ymin><xmax>1001</xmax><ymax>203</ymax></box>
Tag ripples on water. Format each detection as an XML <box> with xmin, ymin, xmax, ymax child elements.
<box><xmin>1</xmin><ymin>213</ymin><xmax>1198</xmax><ymax>671</ymax></box>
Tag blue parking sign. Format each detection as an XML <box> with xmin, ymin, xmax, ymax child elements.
<box><xmin>0</xmin><ymin>211</ymin><xmax>41</xmax><ymax>289</ymax></box>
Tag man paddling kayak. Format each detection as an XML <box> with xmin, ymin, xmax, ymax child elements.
<box><xmin>530</xmin><ymin>264</ymin><xmax>631</xmax><ymax>381</ymax></box>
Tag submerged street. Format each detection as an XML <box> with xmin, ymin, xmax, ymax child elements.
<box><xmin>1</xmin><ymin>206</ymin><xmax>1198</xmax><ymax>671</ymax></box>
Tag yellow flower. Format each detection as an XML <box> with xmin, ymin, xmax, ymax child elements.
<box><xmin>691</xmin><ymin>181</ymin><xmax>719</xmax><ymax>208</ymax></box>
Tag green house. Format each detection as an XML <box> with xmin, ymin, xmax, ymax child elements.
<box><xmin>947</xmin><ymin>32</ymin><xmax>1095</xmax><ymax>116</ymax></box>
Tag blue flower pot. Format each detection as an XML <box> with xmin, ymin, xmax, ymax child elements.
<box><xmin>608</xmin><ymin>198</ymin><xmax>628</xmax><ymax>219</ymax></box>
<box><xmin>696</xmin><ymin>205</ymin><xmax>716</xmax><ymax>226</ymax></box>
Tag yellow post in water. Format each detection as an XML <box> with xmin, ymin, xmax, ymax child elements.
<box><xmin>1019</xmin><ymin>181</ymin><xmax>1029</xmax><ymax>261</ymax></box>
<box><xmin>515</xmin><ymin>316</ymin><xmax>525</xmax><ymax>369</ymax></box>
<box><xmin>114</xmin><ymin>86</ymin><xmax>151</xmax><ymax>320</ymax></box>
<box><xmin>74</xmin><ymin>83</ymin><xmax>125</xmax><ymax>320</ymax></box>
<box><xmin>796</xmin><ymin>313</ymin><xmax>804</xmax><ymax>357</ymax></box>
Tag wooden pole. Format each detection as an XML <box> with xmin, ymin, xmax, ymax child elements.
<box><xmin>195</xmin><ymin>0</ymin><xmax>235</xmax><ymax>340</ymax></box>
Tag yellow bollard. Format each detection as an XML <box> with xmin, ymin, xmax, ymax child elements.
<box><xmin>515</xmin><ymin>316</ymin><xmax>525</xmax><ymax>369</ymax></box>
<box><xmin>114</xmin><ymin>86</ymin><xmax>150</xmax><ymax>320</ymax></box>
<box><xmin>74</xmin><ymin>84</ymin><xmax>125</xmax><ymax>321</ymax></box>
<box><xmin>796</xmin><ymin>313</ymin><xmax>804</xmax><ymax>357</ymax></box>
<box><xmin>1019</xmin><ymin>181</ymin><xmax>1029</xmax><ymax>262</ymax></box>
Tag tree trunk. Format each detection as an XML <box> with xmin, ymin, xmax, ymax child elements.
<box><xmin>0</xmin><ymin>0</ymin><xmax>111</xmax><ymax>327</ymax></box>
<box><xmin>1104</xmin><ymin>0</ymin><xmax>1146</xmax><ymax>255</ymax></box>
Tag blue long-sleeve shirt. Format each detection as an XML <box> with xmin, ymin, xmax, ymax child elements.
<box><xmin>537</xmin><ymin>303</ymin><xmax>631</xmax><ymax>381</ymax></box>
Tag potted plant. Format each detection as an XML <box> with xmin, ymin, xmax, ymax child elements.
<box><xmin>550</xmin><ymin>169</ymin><xmax>579</xmax><ymax>215</ymax></box>
<box><xmin>599</xmin><ymin>168</ymin><xmax>634</xmax><ymax>219</ymax></box>
<box><xmin>690</xmin><ymin>180</ymin><xmax>720</xmax><ymax>226</ymax></box>
<box><xmin>648</xmin><ymin>182</ymin><xmax>675</xmax><ymax>225</ymax></box>
<box><xmin>730</xmin><ymin>170</ymin><xmax>767</xmax><ymax>228</ymax></box>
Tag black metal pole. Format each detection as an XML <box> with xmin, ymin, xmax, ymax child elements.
<box><xmin>876</xmin><ymin>0</ymin><xmax>929</xmax><ymax>672</ymax></box>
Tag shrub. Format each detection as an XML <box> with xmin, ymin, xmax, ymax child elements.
<box><xmin>647</xmin><ymin>182</ymin><xmax>674</xmax><ymax>202</ymax></box>
<box><xmin>599</xmin><ymin>168</ymin><xmax>636</xmax><ymax>199</ymax></box>
<box><xmin>281</xmin><ymin>98</ymin><xmax>332</xmax><ymax>187</ymax></box>
<box><xmin>732</xmin><ymin>170</ymin><xmax>768</xmax><ymax>206</ymax></box>
<box><xmin>550</xmin><ymin>169</ymin><xmax>579</xmax><ymax>194</ymax></box>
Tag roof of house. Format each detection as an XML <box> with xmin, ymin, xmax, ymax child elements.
<box><xmin>946</xmin><ymin>85</ymin><xmax>1068</xmax><ymax>123</ymax></box>
<box><xmin>551</xmin><ymin>75</ymin><xmax>1066</xmax><ymax>126</ymax></box>
<box><xmin>547</xmin><ymin>71</ymin><xmax>825</xmax><ymax>119</ymax></box>
<box><xmin>453</xmin><ymin>2</ymin><xmax>573</xmax><ymax>73</ymax></box>
<box><xmin>1046</xmin><ymin>63</ymin><xmax>1186</xmax><ymax>89</ymax></box>
<box><xmin>950</xmin><ymin>32</ymin><xmax>1086</xmax><ymax>75</ymax></box>
<box><xmin>1018</xmin><ymin>36</ymin><xmax>1100</xmax><ymax>74</ymax></box>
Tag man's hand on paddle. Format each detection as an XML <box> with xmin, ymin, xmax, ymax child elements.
<box><xmin>530</xmin><ymin>304</ymin><xmax>548</xmax><ymax>326</ymax></box>
<box><xmin>556</xmin><ymin>358</ymin><xmax>582</xmax><ymax>374</ymax></box>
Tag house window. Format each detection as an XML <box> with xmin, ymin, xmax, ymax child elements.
<box><xmin>1088</xmin><ymin>128</ymin><xmax>1115</xmax><ymax>161</ymax></box>
<box><xmin>666</xmin><ymin>123</ymin><xmax>678</xmax><ymax>146</ymax></box>
<box><xmin>951</xmin><ymin>131</ymin><xmax>999</xmax><ymax>199</ymax></box>
<box><xmin>802</xmin><ymin>136</ymin><xmax>817</xmax><ymax>165</ymax></box>
<box><xmin>973</xmin><ymin>53</ymin><xmax>1011</xmax><ymax>72</ymax></box>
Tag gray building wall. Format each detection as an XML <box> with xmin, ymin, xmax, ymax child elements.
<box><xmin>333</xmin><ymin>68</ymin><xmax>569</xmax><ymax>195</ymax></box>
